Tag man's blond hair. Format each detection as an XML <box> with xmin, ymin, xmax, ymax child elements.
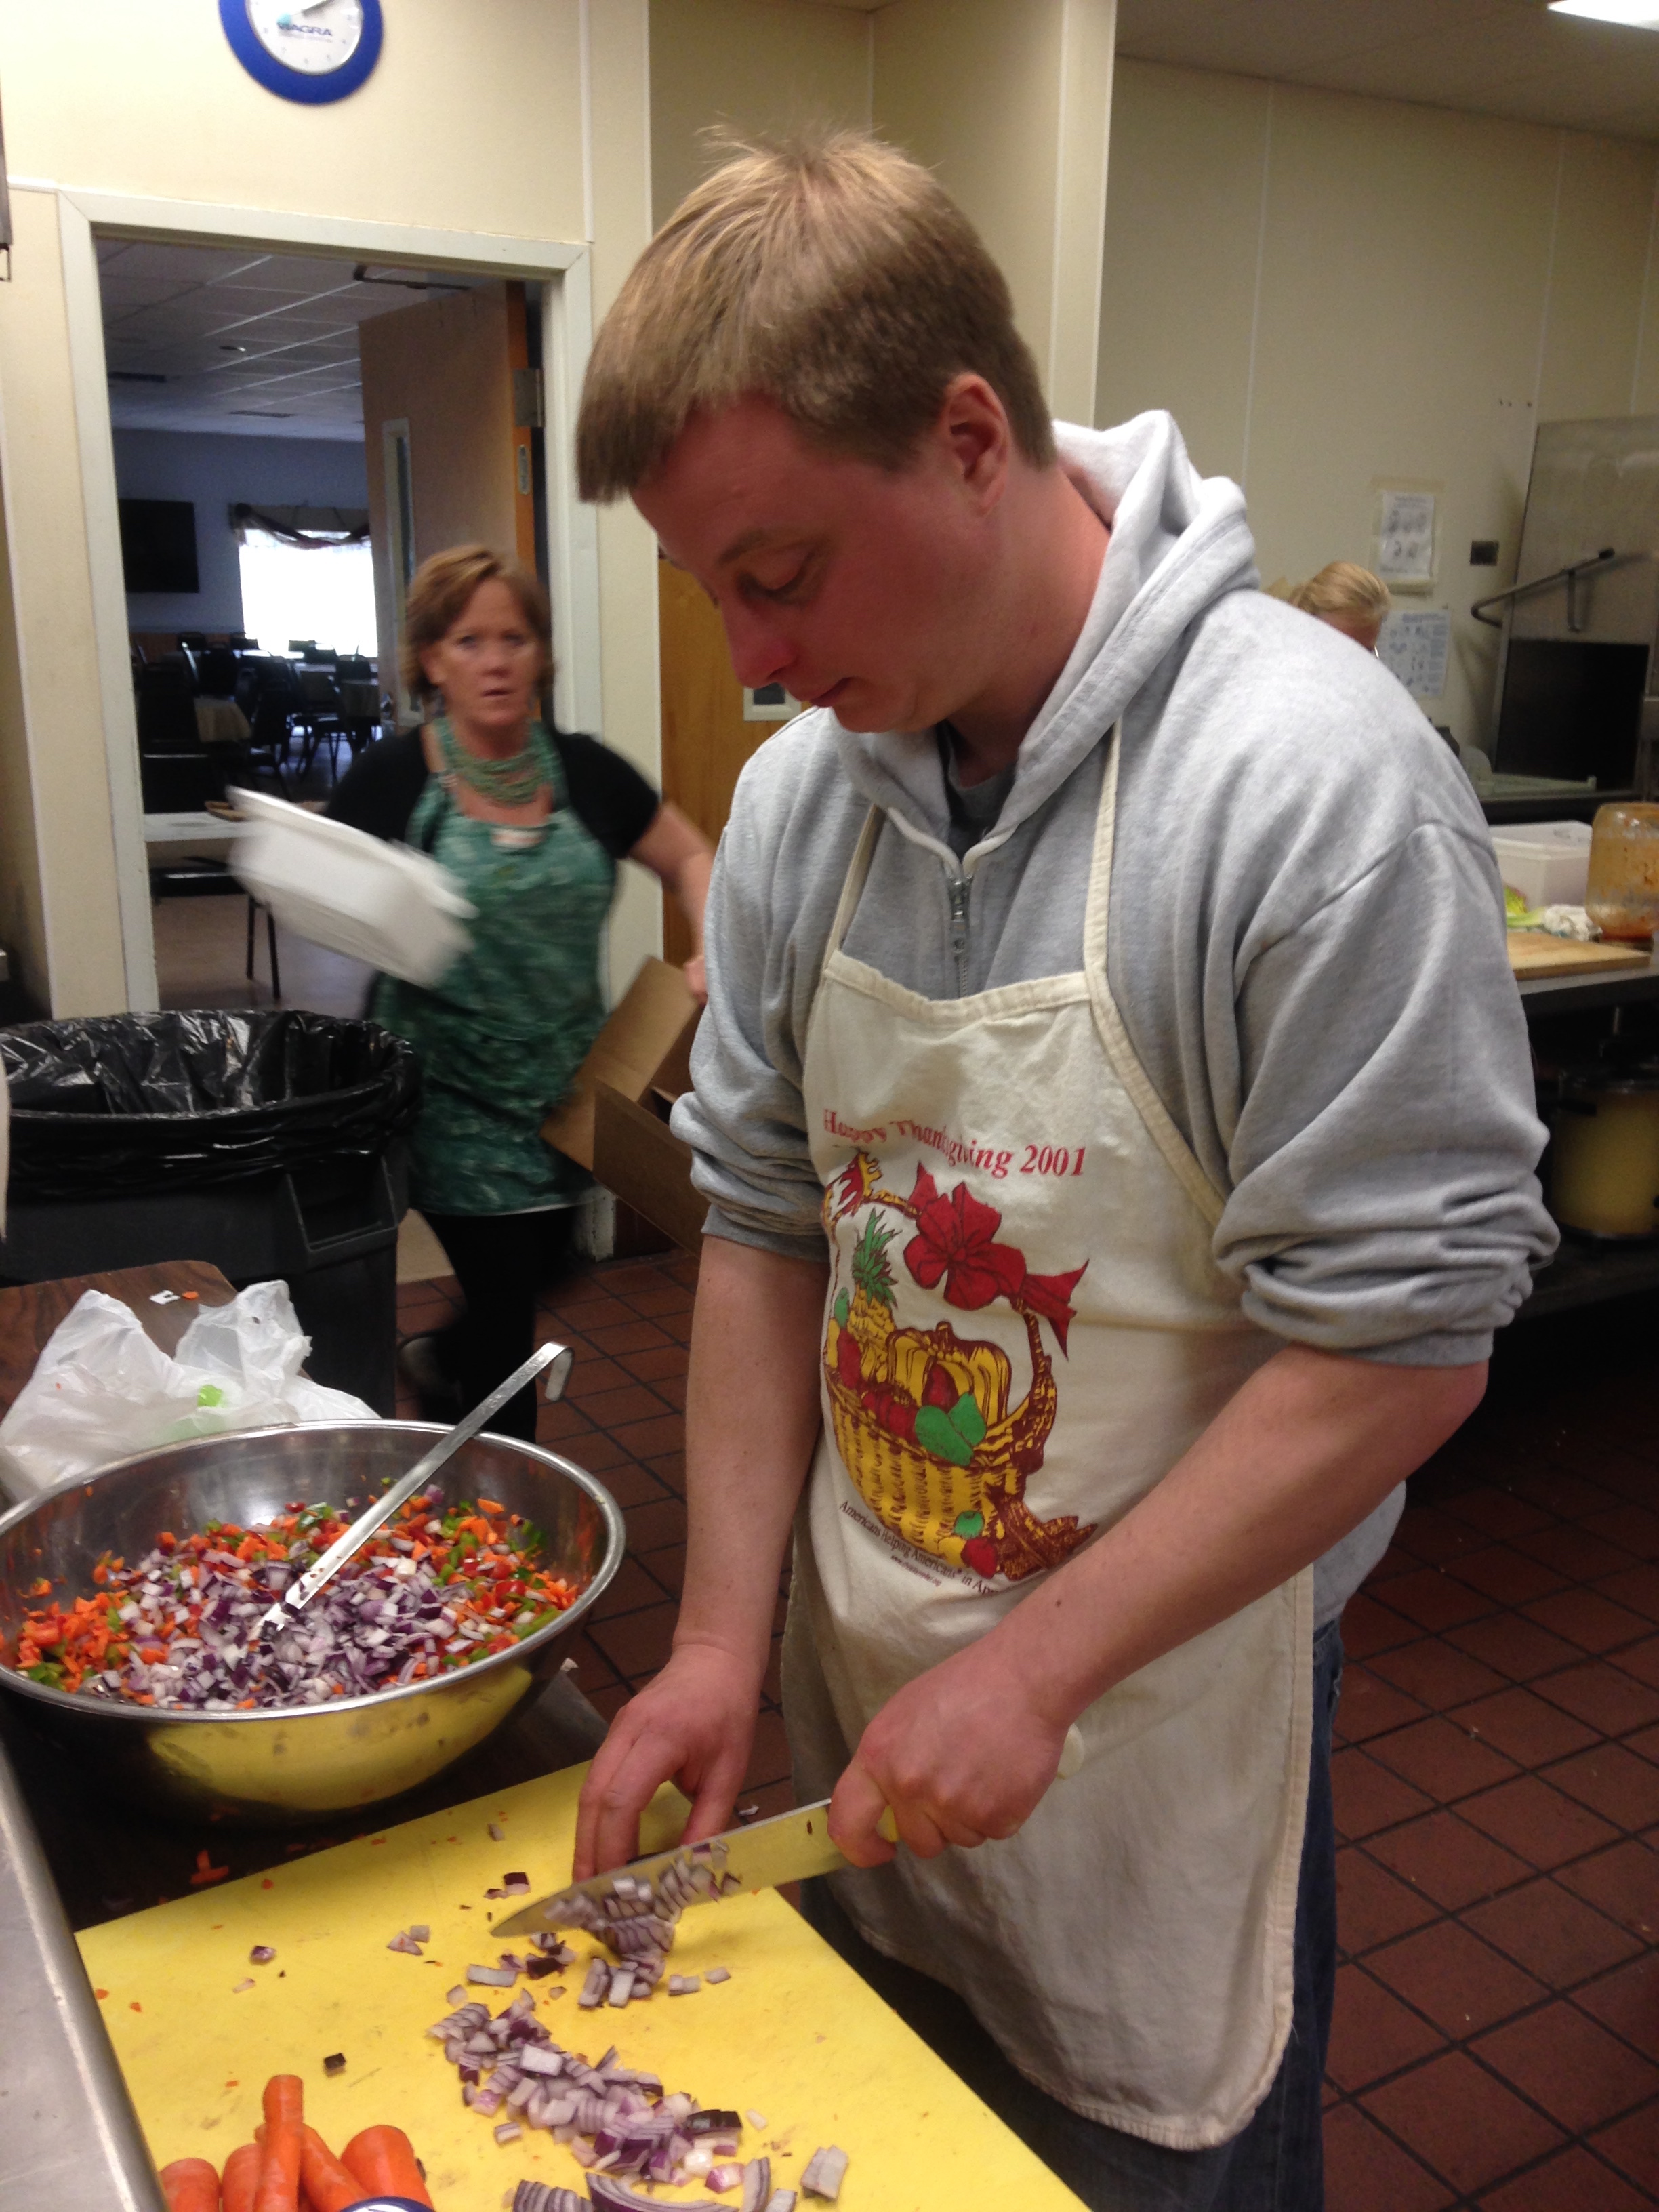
<box><xmin>577</xmin><ymin>130</ymin><xmax>1055</xmax><ymax>499</ymax></box>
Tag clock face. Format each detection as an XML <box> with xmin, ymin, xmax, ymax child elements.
<box><xmin>245</xmin><ymin>0</ymin><xmax>365</xmax><ymax>75</ymax></box>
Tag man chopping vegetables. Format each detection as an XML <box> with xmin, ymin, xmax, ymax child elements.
<box><xmin>570</xmin><ymin>134</ymin><xmax>1554</xmax><ymax>2209</ymax></box>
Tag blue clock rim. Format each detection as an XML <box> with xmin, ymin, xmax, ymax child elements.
<box><xmin>219</xmin><ymin>0</ymin><xmax>383</xmax><ymax>104</ymax></box>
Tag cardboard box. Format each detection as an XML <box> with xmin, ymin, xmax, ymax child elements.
<box><xmin>542</xmin><ymin>957</ymin><xmax>704</xmax><ymax>1248</ymax></box>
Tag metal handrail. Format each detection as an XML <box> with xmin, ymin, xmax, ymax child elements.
<box><xmin>1471</xmin><ymin>546</ymin><xmax>1620</xmax><ymax>632</ymax></box>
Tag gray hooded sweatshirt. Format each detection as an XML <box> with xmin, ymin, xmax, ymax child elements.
<box><xmin>672</xmin><ymin>411</ymin><xmax>1557</xmax><ymax>1622</ymax></box>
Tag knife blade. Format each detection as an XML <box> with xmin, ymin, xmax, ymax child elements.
<box><xmin>491</xmin><ymin>1798</ymin><xmax>883</xmax><ymax>1940</ymax></box>
<box><xmin>492</xmin><ymin>1724</ymin><xmax>1083</xmax><ymax>1940</ymax></box>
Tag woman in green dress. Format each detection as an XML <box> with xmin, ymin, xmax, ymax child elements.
<box><xmin>328</xmin><ymin>544</ymin><xmax>710</xmax><ymax>1437</ymax></box>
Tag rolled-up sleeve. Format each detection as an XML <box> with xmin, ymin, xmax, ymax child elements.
<box><xmin>1216</xmin><ymin>823</ymin><xmax>1557</xmax><ymax>1365</ymax></box>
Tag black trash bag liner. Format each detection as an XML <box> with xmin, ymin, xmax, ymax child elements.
<box><xmin>1</xmin><ymin>1010</ymin><xmax>420</xmax><ymax>1202</ymax></box>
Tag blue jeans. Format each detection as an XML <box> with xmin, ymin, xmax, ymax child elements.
<box><xmin>802</xmin><ymin>1619</ymin><xmax>1345</xmax><ymax>2212</ymax></box>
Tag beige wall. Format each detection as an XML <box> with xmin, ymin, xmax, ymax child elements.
<box><xmin>0</xmin><ymin>0</ymin><xmax>586</xmax><ymax>236</ymax></box>
<box><xmin>875</xmin><ymin>0</ymin><xmax>1115</xmax><ymax>421</ymax></box>
<box><xmin>359</xmin><ymin>285</ymin><xmax>520</xmax><ymax>696</ymax></box>
<box><xmin>0</xmin><ymin>190</ymin><xmax>128</xmax><ymax>1015</ymax></box>
<box><xmin>1098</xmin><ymin>60</ymin><xmax>1659</xmax><ymax>747</ymax></box>
<box><xmin>647</xmin><ymin>0</ymin><xmax>1116</xmax><ymax>419</ymax></box>
<box><xmin>0</xmin><ymin>0</ymin><xmax>657</xmax><ymax>1016</ymax></box>
<box><xmin>650</xmin><ymin>0</ymin><xmax>873</xmax><ymax>228</ymax></box>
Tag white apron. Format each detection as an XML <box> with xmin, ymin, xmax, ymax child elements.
<box><xmin>787</xmin><ymin>734</ymin><xmax>1313</xmax><ymax>2150</ymax></box>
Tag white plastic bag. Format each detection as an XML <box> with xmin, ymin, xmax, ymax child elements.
<box><xmin>0</xmin><ymin>1280</ymin><xmax>377</xmax><ymax>1502</ymax></box>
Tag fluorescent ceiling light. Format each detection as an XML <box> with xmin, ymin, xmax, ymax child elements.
<box><xmin>1549</xmin><ymin>1</ymin><xmax>1659</xmax><ymax>27</ymax></box>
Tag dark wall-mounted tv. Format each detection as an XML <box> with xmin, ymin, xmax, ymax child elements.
<box><xmin>119</xmin><ymin>498</ymin><xmax>199</xmax><ymax>594</ymax></box>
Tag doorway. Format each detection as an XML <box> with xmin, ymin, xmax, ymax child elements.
<box><xmin>53</xmin><ymin>188</ymin><xmax>599</xmax><ymax>1015</ymax></box>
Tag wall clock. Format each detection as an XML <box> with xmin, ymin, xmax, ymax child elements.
<box><xmin>219</xmin><ymin>0</ymin><xmax>384</xmax><ymax>105</ymax></box>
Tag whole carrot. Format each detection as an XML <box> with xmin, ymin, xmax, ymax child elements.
<box><xmin>222</xmin><ymin>2145</ymin><xmax>261</xmax><ymax>2212</ymax></box>
<box><xmin>255</xmin><ymin>2076</ymin><xmax>304</xmax><ymax>2212</ymax></box>
<box><xmin>159</xmin><ymin>2157</ymin><xmax>220</xmax><ymax>2212</ymax></box>
<box><xmin>340</xmin><ymin>2126</ymin><xmax>432</xmax><ymax>2207</ymax></box>
<box><xmin>298</xmin><ymin>2127</ymin><xmax>361</xmax><ymax>2212</ymax></box>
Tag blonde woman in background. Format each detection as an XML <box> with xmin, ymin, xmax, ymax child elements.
<box><xmin>1288</xmin><ymin>561</ymin><xmax>1391</xmax><ymax>652</ymax></box>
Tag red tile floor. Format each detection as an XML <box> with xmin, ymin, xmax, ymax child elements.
<box><xmin>398</xmin><ymin>1258</ymin><xmax>1658</xmax><ymax>2209</ymax></box>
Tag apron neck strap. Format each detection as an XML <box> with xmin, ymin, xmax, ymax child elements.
<box><xmin>825</xmin><ymin>806</ymin><xmax>884</xmax><ymax>960</ymax></box>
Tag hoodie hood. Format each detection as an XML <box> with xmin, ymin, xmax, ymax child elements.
<box><xmin>830</xmin><ymin>410</ymin><xmax>1259</xmax><ymax>862</ymax></box>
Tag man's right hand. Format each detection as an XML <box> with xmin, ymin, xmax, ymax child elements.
<box><xmin>572</xmin><ymin>1639</ymin><xmax>764</xmax><ymax>1879</ymax></box>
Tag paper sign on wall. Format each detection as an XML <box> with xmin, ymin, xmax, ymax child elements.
<box><xmin>1378</xmin><ymin>609</ymin><xmax>1450</xmax><ymax>699</ymax></box>
<box><xmin>1375</xmin><ymin>490</ymin><xmax>1437</xmax><ymax>587</ymax></box>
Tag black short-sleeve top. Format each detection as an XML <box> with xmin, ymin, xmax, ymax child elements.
<box><xmin>325</xmin><ymin>726</ymin><xmax>661</xmax><ymax>857</ymax></box>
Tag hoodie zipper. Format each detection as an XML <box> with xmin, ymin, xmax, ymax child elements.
<box><xmin>947</xmin><ymin>872</ymin><xmax>970</xmax><ymax>995</ymax></box>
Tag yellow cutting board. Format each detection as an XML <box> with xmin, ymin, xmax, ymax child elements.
<box><xmin>79</xmin><ymin>1766</ymin><xmax>1086</xmax><ymax>2211</ymax></box>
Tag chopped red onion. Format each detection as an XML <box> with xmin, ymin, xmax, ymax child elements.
<box><xmin>705</xmin><ymin>1966</ymin><xmax>731</xmax><ymax>1984</ymax></box>
<box><xmin>493</xmin><ymin>2120</ymin><xmax>524</xmax><ymax>2146</ymax></box>
<box><xmin>707</xmin><ymin>2164</ymin><xmax>745</xmax><ymax>2194</ymax></box>
<box><xmin>388</xmin><ymin>1931</ymin><xmax>424</xmax><ymax>1955</ymax></box>
<box><xmin>800</xmin><ymin>2146</ymin><xmax>849</xmax><ymax>2201</ymax></box>
<box><xmin>740</xmin><ymin>2156</ymin><xmax>773</xmax><ymax>2212</ymax></box>
<box><xmin>468</xmin><ymin>1962</ymin><xmax>518</xmax><ymax>1986</ymax></box>
<box><xmin>231</xmin><ymin>1977</ymin><xmax>255</xmax><ymax>1994</ymax></box>
<box><xmin>323</xmin><ymin>2052</ymin><xmax>346</xmax><ymax>2076</ymax></box>
<box><xmin>249</xmin><ymin>1945</ymin><xmax>276</xmax><ymax>1965</ymax></box>
<box><xmin>407</xmin><ymin>1923</ymin><xmax>430</xmax><ymax>1942</ymax></box>
<box><xmin>765</xmin><ymin>2193</ymin><xmax>798</xmax><ymax>2212</ymax></box>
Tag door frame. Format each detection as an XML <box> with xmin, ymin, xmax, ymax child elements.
<box><xmin>49</xmin><ymin>186</ymin><xmax>600</xmax><ymax>1011</ymax></box>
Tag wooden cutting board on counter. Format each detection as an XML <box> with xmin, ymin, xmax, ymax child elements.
<box><xmin>79</xmin><ymin>1765</ymin><xmax>1086</xmax><ymax>2211</ymax></box>
<box><xmin>1507</xmin><ymin>933</ymin><xmax>1652</xmax><ymax>979</ymax></box>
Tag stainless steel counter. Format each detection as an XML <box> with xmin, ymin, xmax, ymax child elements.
<box><xmin>0</xmin><ymin>1732</ymin><xmax>165</xmax><ymax>2212</ymax></box>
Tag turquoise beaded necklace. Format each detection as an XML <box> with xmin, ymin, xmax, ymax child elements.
<box><xmin>436</xmin><ymin>714</ymin><xmax>554</xmax><ymax>808</ymax></box>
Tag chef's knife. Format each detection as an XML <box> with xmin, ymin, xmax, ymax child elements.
<box><xmin>493</xmin><ymin>1725</ymin><xmax>1084</xmax><ymax>1938</ymax></box>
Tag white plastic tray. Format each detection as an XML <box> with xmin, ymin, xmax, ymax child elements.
<box><xmin>229</xmin><ymin>787</ymin><xmax>474</xmax><ymax>987</ymax></box>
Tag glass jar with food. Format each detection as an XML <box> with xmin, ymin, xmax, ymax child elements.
<box><xmin>1585</xmin><ymin>802</ymin><xmax>1659</xmax><ymax>942</ymax></box>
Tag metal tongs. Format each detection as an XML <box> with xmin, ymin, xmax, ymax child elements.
<box><xmin>257</xmin><ymin>1339</ymin><xmax>574</xmax><ymax>1638</ymax></box>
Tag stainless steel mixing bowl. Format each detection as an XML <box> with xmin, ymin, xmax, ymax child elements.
<box><xmin>0</xmin><ymin>1422</ymin><xmax>623</xmax><ymax>1824</ymax></box>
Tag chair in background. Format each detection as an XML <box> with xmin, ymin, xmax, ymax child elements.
<box><xmin>148</xmin><ymin>855</ymin><xmax>281</xmax><ymax>999</ymax></box>
<box><xmin>243</xmin><ymin>689</ymin><xmax>297</xmax><ymax>798</ymax></box>
<box><xmin>287</xmin><ymin>639</ymin><xmax>317</xmax><ymax>657</ymax></box>
<box><xmin>134</xmin><ymin>660</ymin><xmax>201</xmax><ymax>752</ymax></box>
<box><xmin>196</xmin><ymin>647</ymin><xmax>240</xmax><ymax>699</ymax></box>
<box><xmin>293</xmin><ymin>664</ymin><xmax>345</xmax><ymax>779</ymax></box>
<box><xmin>176</xmin><ymin>631</ymin><xmax>208</xmax><ymax>651</ymax></box>
<box><xmin>231</xmin><ymin>657</ymin><xmax>302</xmax><ymax>797</ymax></box>
<box><xmin>228</xmin><ymin>632</ymin><xmax>258</xmax><ymax>653</ymax></box>
<box><xmin>337</xmin><ymin>678</ymin><xmax>382</xmax><ymax>760</ymax></box>
<box><xmin>138</xmin><ymin>749</ymin><xmax>224</xmax><ymax>813</ymax></box>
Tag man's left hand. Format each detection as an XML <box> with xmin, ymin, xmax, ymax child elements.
<box><xmin>829</xmin><ymin>1637</ymin><xmax>1072</xmax><ymax>1864</ymax></box>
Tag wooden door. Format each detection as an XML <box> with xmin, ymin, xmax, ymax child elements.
<box><xmin>658</xmin><ymin>559</ymin><xmax>789</xmax><ymax>961</ymax></box>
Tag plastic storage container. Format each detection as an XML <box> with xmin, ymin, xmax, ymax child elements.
<box><xmin>1585</xmin><ymin>802</ymin><xmax>1659</xmax><ymax>942</ymax></box>
<box><xmin>0</xmin><ymin>1012</ymin><xmax>419</xmax><ymax>1410</ymax></box>
<box><xmin>230</xmin><ymin>786</ymin><xmax>475</xmax><ymax>986</ymax></box>
<box><xmin>1551</xmin><ymin>1063</ymin><xmax>1659</xmax><ymax>1239</ymax></box>
<box><xmin>1489</xmin><ymin>820</ymin><xmax>1593</xmax><ymax>911</ymax></box>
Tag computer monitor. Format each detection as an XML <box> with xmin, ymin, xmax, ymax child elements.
<box><xmin>1493</xmin><ymin>638</ymin><xmax>1647</xmax><ymax>790</ymax></box>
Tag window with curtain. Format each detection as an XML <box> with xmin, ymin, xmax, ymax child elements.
<box><xmin>233</xmin><ymin>512</ymin><xmax>378</xmax><ymax>658</ymax></box>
